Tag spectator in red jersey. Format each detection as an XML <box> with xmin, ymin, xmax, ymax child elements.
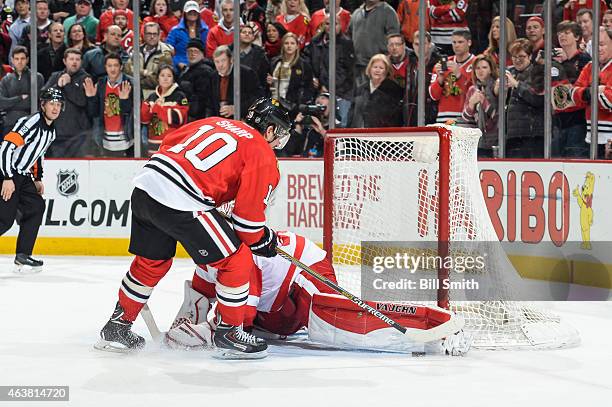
<box><xmin>483</xmin><ymin>16</ymin><xmax>516</xmax><ymax>67</ymax></box>
<box><xmin>0</xmin><ymin>31</ymin><xmax>10</xmax><ymax>65</ymax></box>
<box><xmin>552</xmin><ymin>20</ymin><xmax>591</xmax><ymax>158</ymax></box>
<box><xmin>141</xmin><ymin>64</ymin><xmax>189</xmax><ymax>156</ymax></box>
<box><xmin>198</xmin><ymin>0</ymin><xmax>219</xmax><ymax>30</ymax></box>
<box><xmin>577</xmin><ymin>8</ymin><xmax>594</xmax><ymax>56</ymax></box>
<box><xmin>570</xmin><ymin>26</ymin><xmax>612</xmax><ymax>159</ymax></box>
<box><xmin>386</xmin><ymin>33</ymin><xmax>412</xmax><ymax>125</ymax></box>
<box><xmin>268</xmin><ymin>32</ymin><xmax>315</xmax><ymax>115</ymax></box>
<box><xmin>348</xmin><ymin>53</ymin><xmax>403</xmax><ymax>128</ymax></box>
<box><xmin>264</xmin><ymin>21</ymin><xmax>287</xmax><ymax>59</ymax></box>
<box><xmin>428</xmin><ymin>0</ymin><xmax>469</xmax><ymax>57</ymax></box>
<box><xmin>604</xmin><ymin>10</ymin><xmax>612</xmax><ymax>29</ymax></box>
<box><xmin>308</xmin><ymin>0</ymin><xmax>350</xmax><ymax>39</ymax></box>
<box><xmin>142</xmin><ymin>0</ymin><xmax>180</xmax><ymax>41</ymax></box>
<box><xmin>429</xmin><ymin>28</ymin><xmax>476</xmax><ymax>124</ymax></box>
<box><xmin>206</xmin><ymin>0</ymin><xmax>237</xmax><ymax>58</ymax></box>
<box><xmin>113</xmin><ymin>9</ymin><xmax>134</xmax><ymax>53</ymax></box>
<box><xmin>276</xmin><ymin>0</ymin><xmax>311</xmax><ymax>49</ymax></box>
<box><xmin>67</xmin><ymin>23</ymin><xmax>95</xmax><ymax>55</ymax></box>
<box><xmin>397</xmin><ymin>0</ymin><xmax>429</xmax><ymax>47</ymax></box>
<box><xmin>525</xmin><ymin>16</ymin><xmax>545</xmax><ymax>62</ymax></box>
<box><xmin>563</xmin><ymin>0</ymin><xmax>607</xmax><ymax>23</ymax></box>
<box><xmin>461</xmin><ymin>54</ymin><xmax>500</xmax><ymax>157</ymax></box>
<box><xmin>97</xmin><ymin>0</ymin><xmax>134</xmax><ymax>43</ymax></box>
<box><xmin>84</xmin><ymin>53</ymin><xmax>136</xmax><ymax>157</ymax></box>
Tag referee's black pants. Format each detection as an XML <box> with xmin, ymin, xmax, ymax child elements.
<box><xmin>0</xmin><ymin>174</ymin><xmax>45</xmax><ymax>256</ymax></box>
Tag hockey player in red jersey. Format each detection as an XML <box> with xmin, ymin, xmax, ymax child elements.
<box><xmin>167</xmin><ymin>231</ymin><xmax>471</xmax><ymax>355</ymax></box>
<box><xmin>95</xmin><ymin>98</ymin><xmax>292</xmax><ymax>359</ymax></box>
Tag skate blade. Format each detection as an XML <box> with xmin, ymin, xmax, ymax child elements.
<box><xmin>13</xmin><ymin>265</ymin><xmax>42</xmax><ymax>275</ymax></box>
<box><xmin>93</xmin><ymin>339</ymin><xmax>140</xmax><ymax>354</ymax></box>
<box><xmin>252</xmin><ymin>328</ymin><xmax>287</xmax><ymax>341</ymax></box>
<box><xmin>212</xmin><ymin>348</ymin><xmax>268</xmax><ymax>360</ymax></box>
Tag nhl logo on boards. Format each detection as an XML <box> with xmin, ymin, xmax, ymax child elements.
<box><xmin>57</xmin><ymin>170</ymin><xmax>79</xmax><ymax>197</ymax></box>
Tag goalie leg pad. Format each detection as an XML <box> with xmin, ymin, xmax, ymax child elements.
<box><xmin>307</xmin><ymin>293</ymin><xmax>463</xmax><ymax>353</ymax></box>
<box><xmin>165</xmin><ymin>280</ymin><xmax>214</xmax><ymax>349</ymax></box>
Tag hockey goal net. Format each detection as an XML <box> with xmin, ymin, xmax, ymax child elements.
<box><xmin>323</xmin><ymin>125</ymin><xmax>580</xmax><ymax>349</ymax></box>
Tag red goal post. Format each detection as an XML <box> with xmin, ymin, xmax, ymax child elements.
<box><xmin>323</xmin><ymin>126</ymin><xmax>453</xmax><ymax>309</ymax></box>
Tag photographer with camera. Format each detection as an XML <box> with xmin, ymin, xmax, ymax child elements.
<box><xmin>276</xmin><ymin>92</ymin><xmax>332</xmax><ymax>157</ymax></box>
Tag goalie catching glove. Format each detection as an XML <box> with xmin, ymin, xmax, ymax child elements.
<box><xmin>249</xmin><ymin>226</ymin><xmax>278</xmax><ymax>257</ymax></box>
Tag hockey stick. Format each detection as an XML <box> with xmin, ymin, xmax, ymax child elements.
<box><xmin>141</xmin><ymin>304</ymin><xmax>162</xmax><ymax>341</ymax></box>
<box><xmin>275</xmin><ymin>247</ymin><xmax>464</xmax><ymax>343</ymax></box>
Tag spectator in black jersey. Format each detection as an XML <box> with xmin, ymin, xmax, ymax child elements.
<box><xmin>348</xmin><ymin>53</ymin><xmax>403</xmax><ymax>128</ymax></box>
<box><xmin>303</xmin><ymin>16</ymin><xmax>354</xmax><ymax>127</ymax></box>
<box><xmin>38</xmin><ymin>22</ymin><xmax>67</xmax><ymax>81</ymax></box>
<box><xmin>209</xmin><ymin>45</ymin><xmax>263</xmax><ymax>118</ymax></box>
<box><xmin>49</xmin><ymin>0</ymin><xmax>74</xmax><ymax>23</ymax></box>
<box><xmin>268</xmin><ymin>32</ymin><xmax>315</xmax><ymax>117</ymax></box>
<box><xmin>0</xmin><ymin>88</ymin><xmax>63</xmax><ymax>272</ymax></box>
<box><xmin>43</xmin><ymin>48</ymin><xmax>92</xmax><ymax>158</ymax></box>
<box><xmin>238</xmin><ymin>22</ymin><xmax>270</xmax><ymax>92</ymax></box>
<box><xmin>67</xmin><ymin>23</ymin><xmax>96</xmax><ymax>55</ymax></box>
<box><xmin>177</xmin><ymin>38</ymin><xmax>215</xmax><ymax>121</ymax></box>
<box><xmin>0</xmin><ymin>46</ymin><xmax>45</xmax><ymax>134</ymax></box>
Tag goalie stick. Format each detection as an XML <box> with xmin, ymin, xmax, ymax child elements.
<box><xmin>141</xmin><ymin>304</ymin><xmax>162</xmax><ymax>341</ymax></box>
<box><xmin>275</xmin><ymin>247</ymin><xmax>464</xmax><ymax>343</ymax></box>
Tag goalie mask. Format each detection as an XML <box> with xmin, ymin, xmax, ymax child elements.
<box><xmin>245</xmin><ymin>97</ymin><xmax>292</xmax><ymax>149</ymax></box>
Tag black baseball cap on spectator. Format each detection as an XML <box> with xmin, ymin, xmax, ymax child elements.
<box><xmin>186</xmin><ymin>39</ymin><xmax>205</xmax><ymax>53</ymax></box>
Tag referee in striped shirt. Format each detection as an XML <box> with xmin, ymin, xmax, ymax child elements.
<box><xmin>0</xmin><ymin>88</ymin><xmax>64</xmax><ymax>272</ymax></box>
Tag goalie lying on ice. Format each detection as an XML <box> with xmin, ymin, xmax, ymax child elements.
<box><xmin>166</xmin><ymin>231</ymin><xmax>471</xmax><ymax>355</ymax></box>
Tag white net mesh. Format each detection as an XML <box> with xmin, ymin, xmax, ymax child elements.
<box><xmin>326</xmin><ymin>125</ymin><xmax>580</xmax><ymax>349</ymax></box>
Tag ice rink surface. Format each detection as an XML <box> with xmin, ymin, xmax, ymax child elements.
<box><xmin>1</xmin><ymin>256</ymin><xmax>611</xmax><ymax>407</ymax></box>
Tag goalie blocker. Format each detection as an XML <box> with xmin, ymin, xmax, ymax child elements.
<box><xmin>167</xmin><ymin>231</ymin><xmax>470</xmax><ymax>355</ymax></box>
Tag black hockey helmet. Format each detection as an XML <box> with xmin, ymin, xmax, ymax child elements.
<box><xmin>245</xmin><ymin>97</ymin><xmax>292</xmax><ymax>149</ymax></box>
<box><xmin>40</xmin><ymin>87</ymin><xmax>65</xmax><ymax>108</ymax></box>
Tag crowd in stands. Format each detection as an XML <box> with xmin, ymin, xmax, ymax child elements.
<box><xmin>1</xmin><ymin>0</ymin><xmax>612</xmax><ymax>159</ymax></box>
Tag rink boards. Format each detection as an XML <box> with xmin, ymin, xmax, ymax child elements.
<box><xmin>1</xmin><ymin>158</ymin><xmax>612</xmax><ymax>288</ymax></box>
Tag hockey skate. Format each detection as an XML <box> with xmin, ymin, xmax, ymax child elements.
<box><xmin>213</xmin><ymin>323</ymin><xmax>268</xmax><ymax>360</ymax></box>
<box><xmin>94</xmin><ymin>303</ymin><xmax>145</xmax><ymax>353</ymax></box>
<box><xmin>13</xmin><ymin>253</ymin><xmax>43</xmax><ymax>274</ymax></box>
